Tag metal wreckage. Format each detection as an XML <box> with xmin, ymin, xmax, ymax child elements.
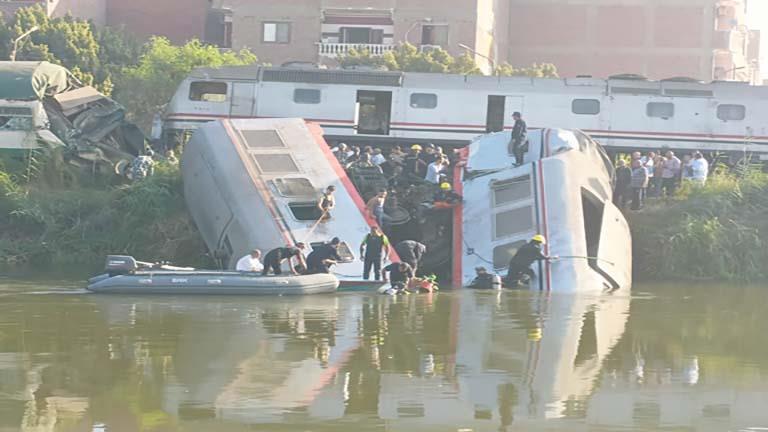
<box><xmin>0</xmin><ymin>61</ymin><xmax>145</xmax><ymax>174</ymax></box>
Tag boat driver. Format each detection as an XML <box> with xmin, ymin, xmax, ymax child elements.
<box><xmin>262</xmin><ymin>243</ymin><xmax>307</xmax><ymax>276</ymax></box>
<box><xmin>504</xmin><ymin>235</ymin><xmax>556</xmax><ymax>286</ymax></box>
<box><xmin>235</xmin><ymin>249</ymin><xmax>263</xmax><ymax>272</ymax></box>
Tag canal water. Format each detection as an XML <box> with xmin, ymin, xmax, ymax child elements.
<box><xmin>1</xmin><ymin>275</ymin><xmax>767</xmax><ymax>431</ymax></box>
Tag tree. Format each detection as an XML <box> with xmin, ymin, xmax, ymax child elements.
<box><xmin>338</xmin><ymin>43</ymin><xmax>556</xmax><ymax>78</ymax></box>
<box><xmin>114</xmin><ymin>37</ymin><xmax>257</xmax><ymax>128</ymax></box>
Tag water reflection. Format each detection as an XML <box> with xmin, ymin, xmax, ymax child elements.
<box><xmin>1</xmin><ymin>282</ymin><xmax>768</xmax><ymax>431</ymax></box>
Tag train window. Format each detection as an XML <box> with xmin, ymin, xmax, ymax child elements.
<box><xmin>492</xmin><ymin>175</ymin><xmax>531</xmax><ymax>207</ymax></box>
<box><xmin>494</xmin><ymin>206</ymin><xmax>534</xmax><ymax>240</ymax></box>
<box><xmin>646</xmin><ymin>102</ymin><xmax>674</xmax><ymax>119</ymax></box>
<box><xmin>492</xmin><ymin>240</ymin><xmax>527</xmax><ymax>270</ymax></box>
<box><xmin>410</xmin><ymin>93</ymin><xmax>438</xmax><ymax>109</ymax></box>
<box><xmin>571</xmin><ymin>99</ymin><xmax>600</xmax><ymax>115</ymax></box>
<box><xmin>251</xmin><ymin>154</ymin><xmax>300</xmax><ymax>173</ymax></box>
<box><xmin>189</xmin><ymin>81</ymin><xmax>228</xmax><ymax>102</ymax></box>
<box><xmin>717</xmin><ymin>104</ymin><xmax>746</xmax><ymax>121</ymax></box>
<box><xmin>289</xmin><ymin>202</ymin><xmax>323</xmax><ymax>221</ymax></box>
<box><xmin>272</xmin><ymin>178</ymin><xmax>315</xmax><ymax>197</ymax></box>
<box><xmin>293</xmin><ymin>88</ymin><xmax>321</xmax><ymax>104</ymax></box>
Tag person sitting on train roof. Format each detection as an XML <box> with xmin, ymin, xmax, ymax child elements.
<box><xmin>504</xmin><ymin>235</ymin><xmax>556</xmax><ymax>287</ymax></box>
<box><xmin>305</xmin><ymin>237</ymin><xmax>343</xmax><ymax>275</ymax></box>
<box><xmin>318</xmin><ymin>185</ymin><xmax>336</xmax><ymax>218</ymax></box>
<box><xmin>262</xmin><ymin>243</ymin><xmax>307</xmax><ymax>276</ymax></box>
<box><xmin>433</xmin><ymin>182</ymin><xmax>462</xmax><ymax>205</ymax></box>
<box><xmin>235</xmin><ymin>249</ymin><xmax>263</xmax><ymax>272</ymax></box>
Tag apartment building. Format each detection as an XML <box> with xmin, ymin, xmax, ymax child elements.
<box><xmin>506</xmin><ymin>0</ymin><xmax>758</xmax><ymax>82</ymax></box>
<box><xmin>207</xmin><ymin>0</ymin><xmax>503</xmax><ymax>73</ymax></box>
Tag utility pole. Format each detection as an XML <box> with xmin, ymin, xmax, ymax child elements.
<box><xmin>458</xmin><ymin>43</ymin><xmax>497</xmax><ymax>75</ymax></box>
<box><xmin>10</xmin><ymin>26</ymin><xmax>40</xmax><ymax>62</ymax></box>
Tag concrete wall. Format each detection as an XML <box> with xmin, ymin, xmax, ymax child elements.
<box><xmin>106</xmin><ymin>0</ymin><xmax>208</xmax><ymax>43</ymax></box>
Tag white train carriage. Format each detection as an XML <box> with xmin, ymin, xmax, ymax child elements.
<box><xmin>164</xmin><ymin>66</ymin><xmax>768</xmax><ymax>157</ymax></box>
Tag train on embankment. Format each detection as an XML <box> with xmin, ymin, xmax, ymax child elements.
<box><xmin>163</xmin><ymin>65</ymin><xmax>768</xmax><ymax>160</ymax></box>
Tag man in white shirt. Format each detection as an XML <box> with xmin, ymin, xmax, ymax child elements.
<box><xmin>424</xmin><ymin>157</ymin><xmax>446</xmax><ymax>184</ymax></box>
<box><xmin>236</xmin><ymin>249</ymin><xmax>263</xmax><ymax>272</ymax></box>
<box><xmin>691</xmin><ymin>152</ymin><xmax>709</xmax><ymax>186</ymax></box>
<box><xmin>371</xmin><ymin>148</ymin><xmax>387</xmax><ymax>166</ymax></box>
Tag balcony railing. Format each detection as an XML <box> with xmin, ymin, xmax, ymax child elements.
<box><xmin>318</xmin><ymin>43</ymin><xmax>396</xmax><ymax>57</ymax></box>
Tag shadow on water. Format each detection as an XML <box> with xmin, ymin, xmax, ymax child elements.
<box><xmin>0</xmin><ymin>275</ymin><xmax>767</xmax><ymax>431</ymax></box>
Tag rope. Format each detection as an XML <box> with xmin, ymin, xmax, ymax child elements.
<box><xmin>555</xmin><ymin>255</ymin><xmax>616</xmax><ymax>266</ymax></box>
<box><xmin>462</xmin><ymin>238</ymin><xmax>495</xmax><ymax>266</ymax></box>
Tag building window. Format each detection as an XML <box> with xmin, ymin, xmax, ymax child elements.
<box><xmin>646</xmin><ymin>102</ymin><xmax>674</xmax><ymax>119</ymax></box>
<box><xmin>263</xmin><ymin>22</ymin><xmax>290</xmax><ymax>43</ymax></box>
<box><xmin>421</xmin><ymin>24</ymin><xmax>448</xmax><ymax>46</ymax></box>
<box><xmin>716</xmin><ymin>104</ymin><xmax>746</xmax><ymax>121</ymax></box>
<box><xmin>340</xmin><ymin>27</ymin><xmax>383</xmax><ymax>44</ymax></box>
<box><xmin>189</xmin><ymin>81</ymin><xmax>228</xmax><ymax>102</ymax></box>
<box><xmin>572</xmin><ymin>99</ymin><xmax>601</xmax><ymax>115</ymax></box>
<box><xmin>410</xmin><ymin>93</ymin><xmax>437</xmax><ymax>109</ymax></box>
<box><xmin>293</xmin><ymin>88</ymin><xmax>321</xmax><ymax>104</ymax></box>
<box><xmin>205</xmin><ymin>9</ymin><xmax>233</xmax><ymax>48</ymax></box>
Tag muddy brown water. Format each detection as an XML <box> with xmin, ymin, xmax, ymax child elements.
<box><xmin>1</xmin><ymin>273</ymin><xmax>767</xmax><ymax>431</ymax></box>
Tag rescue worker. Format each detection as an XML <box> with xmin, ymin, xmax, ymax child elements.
<box><xmin>305</xmin><ymin>237</ymin><xmax>343</xmax><ymax>274</ymax></box>
<box><xmin>404</xmin><ymin>145</ymin><xmax>427</xmax><ymax>180</ymax></box>
<box><xmin>318</xmin><ymin>185</ymin><xmax>336</xmax><ymax>217</ymax></box>
<box><xmin>394</xmin><ymin>240</ymin><xmax>427</xmax><ymax>274</ymax></box>
<box><xmin>504</xmin><ymin>234</ymin><xmax>554</xmax><ymax>286</ymax></box>
<box><xmin>360</xmin><ymin>226</ymin><xmax>390</xmax><ymax>281</ymax></box>
<box><xmin>509</xmin><ymin>112</ymin><xmax>528</xmax><ymax>166</ymax></box>
<box><xmin>468</xmin><ymin>266</ymin><xmax>499</xmax><ymax>290</ymax></box>
<box><xmin>262</xmin><ymin>243</ymin><xmax>307</xmax><ymax>276</ymax></box>
<box><xmin>382</xmin><ymin>261</ymin><xmax>415</xmax><ymax>292</ymax></box>
<box><xmin>235</xmin><ymin>249</ymin><xmax>263</xmax><ymax>272</ymax></box>
<box><xmin>433</xmin><ymin>182</ymin><xmax>462</xmax><ymax>205</ymax></box>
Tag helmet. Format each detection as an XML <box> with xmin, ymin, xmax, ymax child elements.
<box><xmin>531</xmin><ymin>234</ymin><xmax>546</xmax><ymax>244</ymax></box>
<box><xmin>440</xmin><ymin>182</ymin><xmax>451</xmax><ymax>190</ymax></box>
<box><xmin>410</xmin><ymin>144</ymin><xmax>422</xmax><ymax>151</ymax></box>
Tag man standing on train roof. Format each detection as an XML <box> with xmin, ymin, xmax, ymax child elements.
<box><xmin>509</xmin><ymin>112</ymin><xmax>528</xmax><ymax>166</ymax></box>
<box><xmin>504</xmin><ymin>234</ymin><xmax>556</xmax><ymax>286</ymax></box>
<box><xmin>262</xmin><ymin>243</ymin><xmax>307</xmax><ymax>276</ymax></box>
<box><xmin>394</xmin><ymin>240</ymin><xmax>427</xmax><ymax>274</ymax></box>
<box><xmin>305</xmin><ymin>237</ymin><xmax>343</xmax><ymax>274</ymax></box>
<box><xmin>235</xmin><ymin>249</ymin><xmax>263</xmax><ymax>272</ymax></box>
<box><xmin>360</xmin><ymin>226</ymin><xmax>390</xmax><ymax>281</ymax></box>
<box><xmin>318</xmin><ymin>185</ymin><xmax>336</xmax><ymax>217</ymax></box>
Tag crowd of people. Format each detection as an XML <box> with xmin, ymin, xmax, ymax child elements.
<box><xmin>613</xmin><ymin>150</ymin><xmax>710</xmax><ymax>210</ymax></box>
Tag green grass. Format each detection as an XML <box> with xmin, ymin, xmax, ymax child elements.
<box><xmin>0</xmin><ymin>162</ymin><xmax>210</xmax><ymax>267</ymax></box>
<box><xmin>631</xmin><ymin>165</ymin><xmax>768</xmax><ymax>282</ymax></box>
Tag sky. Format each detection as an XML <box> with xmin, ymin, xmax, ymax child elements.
<box><xmin>746</xmin><ymin>1</ymin><xmax>768</xmax><ymax>78</ymax></box>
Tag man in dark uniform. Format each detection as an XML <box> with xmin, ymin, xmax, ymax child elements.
<box><xmin>509</xmin><ymin>111</ymin><xmax>528</xmax><ymax>166</ymax></box>
<box><xmin>404</xmin><ymin>145</ymin><xmax>427</xmax><ymax>181</ymax></box>
<box><xmin>504</xmin><ymin>235</ymin><xmax>554</xmax><ymax>286</ymax></box>
<box><xmin>305</xmin><ymin>237</ymin><xmax>343</xmax><ymax>274</ymax></box>
<box><xmin>382</xmin><ymin>261</ymin><xmax>415</xmax><ymax>290</ymax></box>
<box><xmin>262</xmin><ymin>243</ymin><xmax>307</xmax><ymax>276</ymax></box>
<box><xmin>394</xmin><ymin>240</ymin><xmax>426</xmax><ymax>274</ymax></box>
<box><xmin>360</xmin><ymin>226</ymin><xmax>390</xmax><ymax>281</ymax></box>
<box><xmin>468</xmin><ymin>267</ymin><xmax>496</xmax><ymax>289</ymax></box>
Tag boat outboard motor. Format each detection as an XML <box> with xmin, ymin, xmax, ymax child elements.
<box><xmin>105</xmin><ymin>255</ymin><xmax>138</xmax><ymax>276</ymax></box>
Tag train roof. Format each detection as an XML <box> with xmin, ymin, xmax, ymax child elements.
<box><xmin>186</xmin><ymin>66</ymin><xmax>768</xmax><ymax>99</ymax></box>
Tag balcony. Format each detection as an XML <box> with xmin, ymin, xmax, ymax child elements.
<box><xmin>318</xmin><ymin>43</ymin><xmax>395</xmax><ymax>57</ymax></box>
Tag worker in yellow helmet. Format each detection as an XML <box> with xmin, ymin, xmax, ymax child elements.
<box><xmin>503</xmin><ymin>234</ymin><xmax>557</xmax><ymax>287</ymax></box>
<box><xmin>433</xmin><ymin>182</ymin><xmax>462</xmax><ymax>205</ymax></box>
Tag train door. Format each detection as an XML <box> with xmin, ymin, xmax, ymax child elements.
<box><xmin>230</xmin><ymin>82</ymin><xmax>255</xmax><ymax>117</ymax></box>
<box><xmin>355</xmin><ymin>90</ymin><xmax>391</xmax><ymax>135</ymax></box>
<box><xmin>486</xmin><ymin>95</ymin><xmax>524</xmax><ymax>132</ymax></box>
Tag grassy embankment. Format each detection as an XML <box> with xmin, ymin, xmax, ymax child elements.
<box><xmin>0</xmin><ymin>152</ymin><xmax>208</xmax><ymax>267</ymax></box>
<box><xmin>631</xmin><ymin>165</ymin><xmax>768</xmax><ymax>282</ymax></box>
